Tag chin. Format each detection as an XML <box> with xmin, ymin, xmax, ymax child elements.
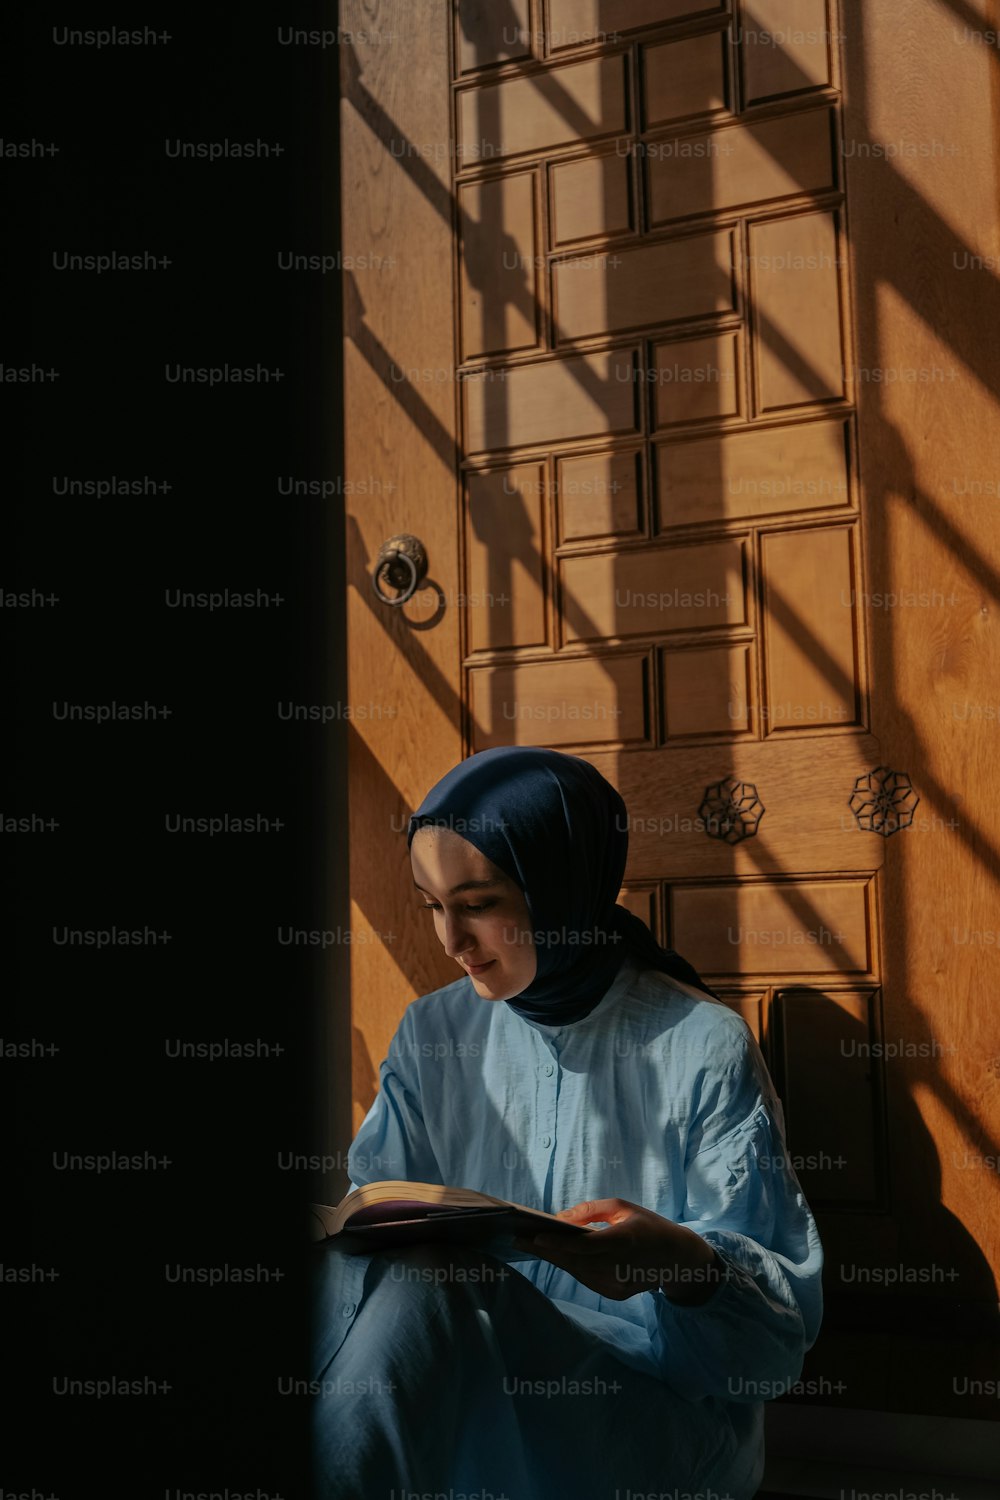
<box><xmin>467</xmin><ymin>971</ymin><xmax>506</xmax><ymax>997</ymax></box>
<box><xmin>461</xmin><ymin>966</ymin><xmax>507</xmax><ymax>998</ymax></box>
<box><xmin>467</xmin><ymin>969</ymin><xmax>533</xmax><ymax>1003</ymax></box>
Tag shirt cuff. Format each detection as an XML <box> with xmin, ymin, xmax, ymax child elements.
<box><xmin>654</xmin><ymin>1244</ymin><xmax>745</xmax><ymax>1312</ymax></box>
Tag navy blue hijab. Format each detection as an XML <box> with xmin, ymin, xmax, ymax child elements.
<box><xmin>407</xmin><ymin>746</ymin><xmax>720</xmax><ymax>1025</ymax></box>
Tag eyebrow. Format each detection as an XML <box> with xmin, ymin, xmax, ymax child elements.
<box><xmin>412</xmin><ymin>878</ymin><xmax>500</xmax><ymax>896</ymax></box>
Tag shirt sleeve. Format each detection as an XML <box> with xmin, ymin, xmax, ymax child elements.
<box><xmin>643</xmin><ymin>1020</ymin><xmax>824</xmax><ymax>1403</ymax></box>
<box><xmin>345</xmin><ymin>1005</ymin><xmax>445</xmax><ymax>1190</ymax></box>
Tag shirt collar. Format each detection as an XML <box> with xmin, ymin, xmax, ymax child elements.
<box><xmin>508</xmin><ymin>951</ymin><xmax>640</xmax><ymax>1037</ymax></box>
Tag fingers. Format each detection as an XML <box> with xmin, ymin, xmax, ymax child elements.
<box><xmin>529</xmin><ymin>1238</ymin><xmax>561</xmax><ymax>1257</ymax></box>
<box><xmin>514</xmin><ymin>1229</ymin><xmax>641</xmax><ymax>1300</ymax></box>
<box><xmin>535</xmin><ymin>1225</ymin><xmax>631</xmax><ymax>1262</ymax></box>
<box><xmin>558</xmin><ymin>1197</ymin><xmax>630</xmax><ymax>1223</ymax></box>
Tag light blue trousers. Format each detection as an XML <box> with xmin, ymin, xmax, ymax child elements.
<box><xmin>310</xmin><ymin>1241</ymin><xmax>758</xmax><ymax>1500</ymax></box>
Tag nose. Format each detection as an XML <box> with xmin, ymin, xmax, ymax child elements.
<box><xmin>441</xmin><ymin>910</ymin><xmax>475</xmax><ymax>960</ymax></box>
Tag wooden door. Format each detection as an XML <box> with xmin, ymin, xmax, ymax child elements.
<box><xmin>339</xmin><ymin>0</ymin><xmax>1000</xmax><ymax>1419</ymax></box>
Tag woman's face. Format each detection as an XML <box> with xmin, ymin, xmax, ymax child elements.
<box><xmin>410</xmin><ymin>826</ymin><xmax>537</xmax><ymax>1001</ymax></box>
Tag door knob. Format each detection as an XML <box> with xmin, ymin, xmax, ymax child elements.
<box><xmin>371</xmin><ymin>533</ymin><xmax>428</xmax><ymax>606</ymax></box>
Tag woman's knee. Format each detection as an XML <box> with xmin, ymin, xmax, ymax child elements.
<box><xmin>363</xmin><ymin>1240</ymin><xmax>517</xmax><ymax>1309</ymax></box>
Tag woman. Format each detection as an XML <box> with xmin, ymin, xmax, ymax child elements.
<box><xmin>311</xmin><ymin>746</ymin><xmax>823</xmax><ymax>1498</ymax></box>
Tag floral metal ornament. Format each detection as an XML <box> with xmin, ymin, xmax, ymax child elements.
<box><xmin>699</xmin><ymin>777</ymin><xmax>765</xmax><ymax>843</ymax></box>
<box><xmin>849</xmin><ymin>766</ymin><xmax>919</xmax><ymax>836</ymax></box>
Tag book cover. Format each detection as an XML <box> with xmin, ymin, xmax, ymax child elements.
<box><xmin>310</xmin><ymin>1180</ymin><xmax>591</xmax><ymax>1254</ymax></box>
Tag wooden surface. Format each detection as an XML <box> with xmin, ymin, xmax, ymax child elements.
<box><xmin>829</xmin><ymin>0</ymin><xmax>1000</xmax><ymax>1410</ymax></box>
<box><xmin>339</xmin><ymin>0</ymin><xmax>462</xmax><ymax>1122</ymax></box>
<box><xmin>341</xmin><ymin>0</ymin><xmax>1000</xmax><ymax>1416</ymax></box>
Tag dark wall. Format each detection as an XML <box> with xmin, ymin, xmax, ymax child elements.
<box><xmin>4</xmin><ymin>11</ymin><xmax>347</xmax><ymax>1493</ymax></box>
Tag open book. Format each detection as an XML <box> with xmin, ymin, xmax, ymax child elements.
<box><xmin>310</xmin><ymin>1180</ymin><xmax>590</xmax><ymax>1253</ymax></box>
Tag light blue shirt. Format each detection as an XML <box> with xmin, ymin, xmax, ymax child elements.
<box><xmin>341</xmin><ymin>951</ymin><xmax>823</xmax><ymax>1466</ymax></box>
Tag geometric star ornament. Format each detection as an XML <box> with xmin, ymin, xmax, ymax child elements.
<box><xmin>848</xmin><ymin>765</ymin><xmax>919</xmax><ymax>836</ymax></box>
<box><xmin>699</xmin><ymin>776</ymin><xmax>765</xmax><ymax>843</ymax></box>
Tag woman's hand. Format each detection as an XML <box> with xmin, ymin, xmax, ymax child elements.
<box><xmin>512</xmin><ymin>1197</ymin><xmax>723</xmax><ymax>1304</ymax></box>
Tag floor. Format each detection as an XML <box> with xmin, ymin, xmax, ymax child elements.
<box><xmin>759</xmin><ymin>1401</ymin><xmax>1000</xmax><ymax>1499</ymax></box>
<box><xmin>757</xmin><ymin>1463</ymin><xmax>998</xmax><ymax>1500</ymax></box>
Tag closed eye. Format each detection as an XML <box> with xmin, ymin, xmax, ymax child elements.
<box><xmin>420</xmin><ymin>901</ymin><xmax>495</xmax><ymax>915</ymax></box>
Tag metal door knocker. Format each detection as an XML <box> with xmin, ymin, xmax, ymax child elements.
<box><xmin>371</xmin><ymin>534</ymin><xmax>429</xmax><ymax>607</ymax></box>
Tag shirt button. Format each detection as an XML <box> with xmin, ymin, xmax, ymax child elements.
<box><xmin>544</xmin><ymin>1063</ymin><xmax>554</xmax><ymax>1076</ymax></box>
<box><xmin>342</xmin><ymin>1302</ymin><xmax>356</xmax><ymax>1317</ymax></box>
<box><xmin>541</xmin><ymin>1134</ymin><xmax>552</xmax><ymax>1148</ymax></box>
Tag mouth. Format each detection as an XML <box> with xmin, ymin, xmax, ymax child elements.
<box><xmin>463</xmin><ymin>959</ymin><xmax>497</xmax><ymax>976</ymax></box>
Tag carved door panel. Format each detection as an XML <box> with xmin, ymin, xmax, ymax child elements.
<box><xmin>342</xmin><ymin>0</ymin><xmax>1000</xmax><ymax>1416</ymax></box>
